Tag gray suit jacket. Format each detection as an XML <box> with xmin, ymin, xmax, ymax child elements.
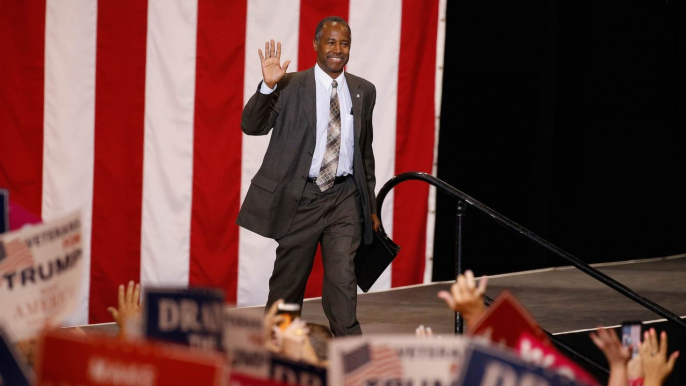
<box><xmin>237</xmin><ymin>67</ymin><xmax>377</xmax><ymax>245</ymax></box>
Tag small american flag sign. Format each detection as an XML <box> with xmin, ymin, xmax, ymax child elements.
<box><xmin>0</xmin><ymin>239</ymin><xmax>34</xmax><ymax>274</ymax></box>
<box><xmin>343</xmin><ymin>344</ymin><xmax>403</xmax><ymax>386</ymax></box>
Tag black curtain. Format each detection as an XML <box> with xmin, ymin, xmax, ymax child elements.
<box><xmin>433</xmin><ymin>0</ymin><xmax>685</xmax><ymax>280</ymax></box>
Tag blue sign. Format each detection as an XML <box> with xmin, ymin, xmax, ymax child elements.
<box><xmin>456</xmin><ymin>345</ymin><xmax>591</xmax><ymax>386</ymax></box>
<box><xmin>143</xmin><ymin>287</ymin><xmax>224</xmax><ymax>351</ymax></box>
<box><xmin>270</xmin><ymin>355</ymin><xmax>327</xmax><ymax>386</ymax></box>
<box><xmin>0</xmin><ymin>327</ymin><xmax>33</xmax><ymax>386</ymax></box>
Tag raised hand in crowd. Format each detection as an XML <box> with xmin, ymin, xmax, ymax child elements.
<box><xmin>437</xmin><ymin>269</ymin><xmax>488</xmax><ymax>328</ymax></box>
<box><xmin>107</xmin><ymin>280</ymin><xmax>141</xmax><ymax>338</ymax></box>
<box><xmin>589</xmin><ymin>327</ymin><xmax>630</xmax><ymax>386</ymax></box>
<box><xmin>258</xmin><ymin>40</ymin><xmax>291</xmax><ymax>89</ymax></box>
<box><xmin>415</xmin><ymin>325</ymin><xmax>434</xmax><ymax>338</ymax></box>
<box><xmin>640</xmin><ymin>328</ymin><xmax>679</xmax><ymax>386</ymax></box>
<box><xmin>262</xmin><ymin>299</ymin><xmax>322</xmax><ymax>366</ymax></box>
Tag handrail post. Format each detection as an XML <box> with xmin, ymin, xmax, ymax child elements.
<box><xmin>455</xmin><ymin>200</ymin><xmax>466</xmax><ymax>335</ymax></box>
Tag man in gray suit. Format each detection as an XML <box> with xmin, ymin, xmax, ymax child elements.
<box><xmin>237</xmin><ymin>16</ymin><xmax>379</xmax><ymax>336</ymax></box>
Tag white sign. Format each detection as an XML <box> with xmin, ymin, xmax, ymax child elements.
<box><xmin>224</xmin><ymin>308</ymin><xmax>271</xmax><ymax>378</ymax></box>
<box><xmin>0</xmin><ymin>212</ymin><xmax>83</xmax><ymax>341</ymax></box>
<box><xmin>328</xmin><ymin>335</ymin><xmax>470</xmax><ymax>386</ymax></box>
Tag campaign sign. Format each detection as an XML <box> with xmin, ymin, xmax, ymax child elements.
<box><xmin>35</xmin><ymin>329</ymin><xmax>225</xmax><ymax>386</ymax></box>
<box><xmin>469</xmin><ymin>290</ymin><xmax>549</xmax><ymax>349</ymax></box>
<box><xmin>143</xmin><ymin>287</ymin><xmax>224</xmax><ymax>350</ymax></box>
<box><xmin>0</xmin><ymin>327</ymin><xmax>34</xmax><ymax>386</ymax></box>
<box><xmin>517</xmin><ymin>332</ymin><xmax>600</xmax><ymax>386</ymax></box>
<box><xmin>0</xmin><ymin>189</ymin><xmax>8</xmax><ymax>234</ymax></box>
<box><xmin>270</xmin><ymin>355</ymin><xmax>327</xmax><ymax>386</ymax></box>
<box><xmin>456</xmin><ymin>344</ymin><xmax>592</xmax><ymax>386</ymax></box>
<box><xmin>328</xmin><ymin>335</ymin><xmax>469</xmax><ymax>386</ymax></box>
<box><xmin>224</xmin><ymin>309</ymin><xmax>271</xmax><ymax>378</ymax></box>
<box><xmin>0</xmin><ymin>211</ymin><xmax>82</xmax><ymax>341</ymax></box>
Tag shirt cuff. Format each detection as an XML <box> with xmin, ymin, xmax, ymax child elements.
<box><xmin>259</xmin><ymin>81</ymin><xmax>277</xmax><ymax>94</ymax></box>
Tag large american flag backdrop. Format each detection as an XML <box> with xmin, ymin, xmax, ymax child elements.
<box><xmin>0</xmin><ymin>0</ymin><xmax>446</xmax><ymax>325</ymax></box>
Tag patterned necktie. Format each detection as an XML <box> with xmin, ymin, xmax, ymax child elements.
<box><xmin>316</xmin><ymin>80</ymin><xmax>341</xmax><ymax>192</ymax></box>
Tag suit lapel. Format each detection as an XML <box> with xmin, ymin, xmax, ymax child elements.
<box><xmin>300</xmin><ymin>68</ymin><xmax>317</xmax><ymax>138</ymax></box>
<box><xmin>345</xmin><ymin>73</ymin><xmax>365</xmax><ymax>145</ymax></box>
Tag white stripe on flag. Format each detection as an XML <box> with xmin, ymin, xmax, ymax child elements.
<box><xmin>238</xmin><ymin>0</ymin><xmax>301</xmax><ymax>307</ymax></box>
<box><xmin>140</xmin><ymin>0</ymin><xmax>198</xmax><ymax>288</ymax></box>
<box><xmin>43</xmin><ymin>0</ymin><xmax>97</xmax><ymax>325</ymax></box>
<box><xmin>425</xmin><ymin>0</ymin><xmax>448</xmax><ymax>283</ymax></box>
<box><xmin>347</xmin><ymin>0</ymin><xmax>403</xmax><ymax>292</ymax></box>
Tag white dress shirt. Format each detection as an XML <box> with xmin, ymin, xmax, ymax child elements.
<box><xmin>259</xmin><ymin>64</ymin><xmax>354</xmax><ymax>178</ymax></box>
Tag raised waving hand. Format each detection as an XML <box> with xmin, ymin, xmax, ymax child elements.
<box><xmin>641</xmin><ymin>328</ymin><xmax>679</xmax><ymax>386</ymax></box>
<box><xmin>589</xmin><ymin>327</ymin><xmax>630</xmax><ymax>386</ymax></box>
<box><xmin>259</xmin><ymin>39</ymin><xmax>291</xmax><ymax>89</ymax></box>
<box><xmin>437</xmin><ymin>269</ymin><xmax>488</xmax><ymax>328</ymax></box>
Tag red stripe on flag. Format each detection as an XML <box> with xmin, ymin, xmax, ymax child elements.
<box><xmin>392</xmin><ymin>0</ymin><xmax>439</xmax><ymax>287</ymax></box>
<box><xmin>90</xmin><ymin>0</ymin><xmax>148</xmax><ymax>323</ymax></box>
<box><xmin>299</xmin><ymin>0</ymin><xmax>350</xmax><ymax>298</ymax></box>
<box><xmin>0</xmin><ymin>1</ymin><xmax>46</xmax><ymax>218</ymax></box>
<box><xmin>189</xmin><ymin>0</ymin><xmax>247</xmax><ymax>303</ymax></box>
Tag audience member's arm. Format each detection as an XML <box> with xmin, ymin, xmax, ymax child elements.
<box><xmin>437</xmin><ymin>270</ymin><xmax>487</xmax><ymax>328</ymax></box>
<box><xmin>263</xmin><ymin>300</ymin><xmax>285</xmax><ymax>353</ymax></box>
<box><xmin>589</xmin><ymin>327</ymin><xmax>630</xmax><ymax>386</ymax></box>
<box><xmin>640</xmin><ymin>328</ymin><xmax>679</xmax><ymax>386</ymax></box>
<box><xmin>107</xmin><ymin>281</ymin><xmax>141</xmax><ymax>338</ymax></box>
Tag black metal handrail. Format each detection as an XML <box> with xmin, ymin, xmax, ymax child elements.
<box><xmin>376</xmin><ymin>171</ymin><xmax>686</xmax><ymax>333</ymax></box>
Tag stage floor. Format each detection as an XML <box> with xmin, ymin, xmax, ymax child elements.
<box><xmin>80</xmin><ymin>255</ymin><xmax>686</xmax><ymax>337</ymax></box>
<box><xmin>295</xmin><ymin>255</ymin><xmax>686</xmax><ymax>335</ymax></box>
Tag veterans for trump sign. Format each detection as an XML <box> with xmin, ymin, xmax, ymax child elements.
<box><xmin>0</xmin><ymin>212</ymin><xmax>83</xmax><ymax>341</ymax></box>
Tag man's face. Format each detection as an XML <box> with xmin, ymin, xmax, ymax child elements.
<box><xmin>313</xmin><ymin>22</ymin><xmax>350</xmax><ymax>78</ymax></box>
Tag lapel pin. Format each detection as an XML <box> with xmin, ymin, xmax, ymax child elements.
<box><xmin>356</xmin><ymin>94</ymin><xmax>360</xmax><ymax>98</ymax></box>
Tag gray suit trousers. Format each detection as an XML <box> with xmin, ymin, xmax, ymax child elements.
<box><xmin>266</xmin><ymin>177</ymin><xmax>363</xmax><ymax>336</ymax></box>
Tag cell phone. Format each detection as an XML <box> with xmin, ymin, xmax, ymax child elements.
<box><xmin>276</xmin><ymin>303</ymin><xmax>301</xmax><ymax>331</ymax></box>
<box><xmin>621</xmin><ymin>320</ymin><xmax>642</xmax><ymax>358</ymax></box>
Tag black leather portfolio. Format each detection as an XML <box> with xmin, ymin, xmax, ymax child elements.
<box><xmin>354</xmin><ymin>227</ymin><xmax>400</xmax><ymax>292</ymax></box>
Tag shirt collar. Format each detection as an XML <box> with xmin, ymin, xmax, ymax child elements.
<box><xmin>315</xmin><ymin>63</ymin><xmax>346</xmax><ymax>91</ymax></box>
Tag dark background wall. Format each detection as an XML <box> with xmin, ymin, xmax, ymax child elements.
<box><xmin>433</xmin><ymin>0</ymin><xmax>685</xmax><ymax>280</ymax></box>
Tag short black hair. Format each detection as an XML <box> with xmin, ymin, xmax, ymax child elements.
<box><xmin>314</xmin><ymin>16</ymin><xmax>351</xmax><ymax>44</ymax></box>
<box><xmin>306</xmin><ymin>323</ymin><xmax>333</xmax><ymax>362</ymax></box>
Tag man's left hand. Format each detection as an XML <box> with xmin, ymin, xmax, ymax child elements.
<box><xmin>371</xmin><ymin>214</ymin><xmax>380</xmax><ymax>232</ymax></box>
